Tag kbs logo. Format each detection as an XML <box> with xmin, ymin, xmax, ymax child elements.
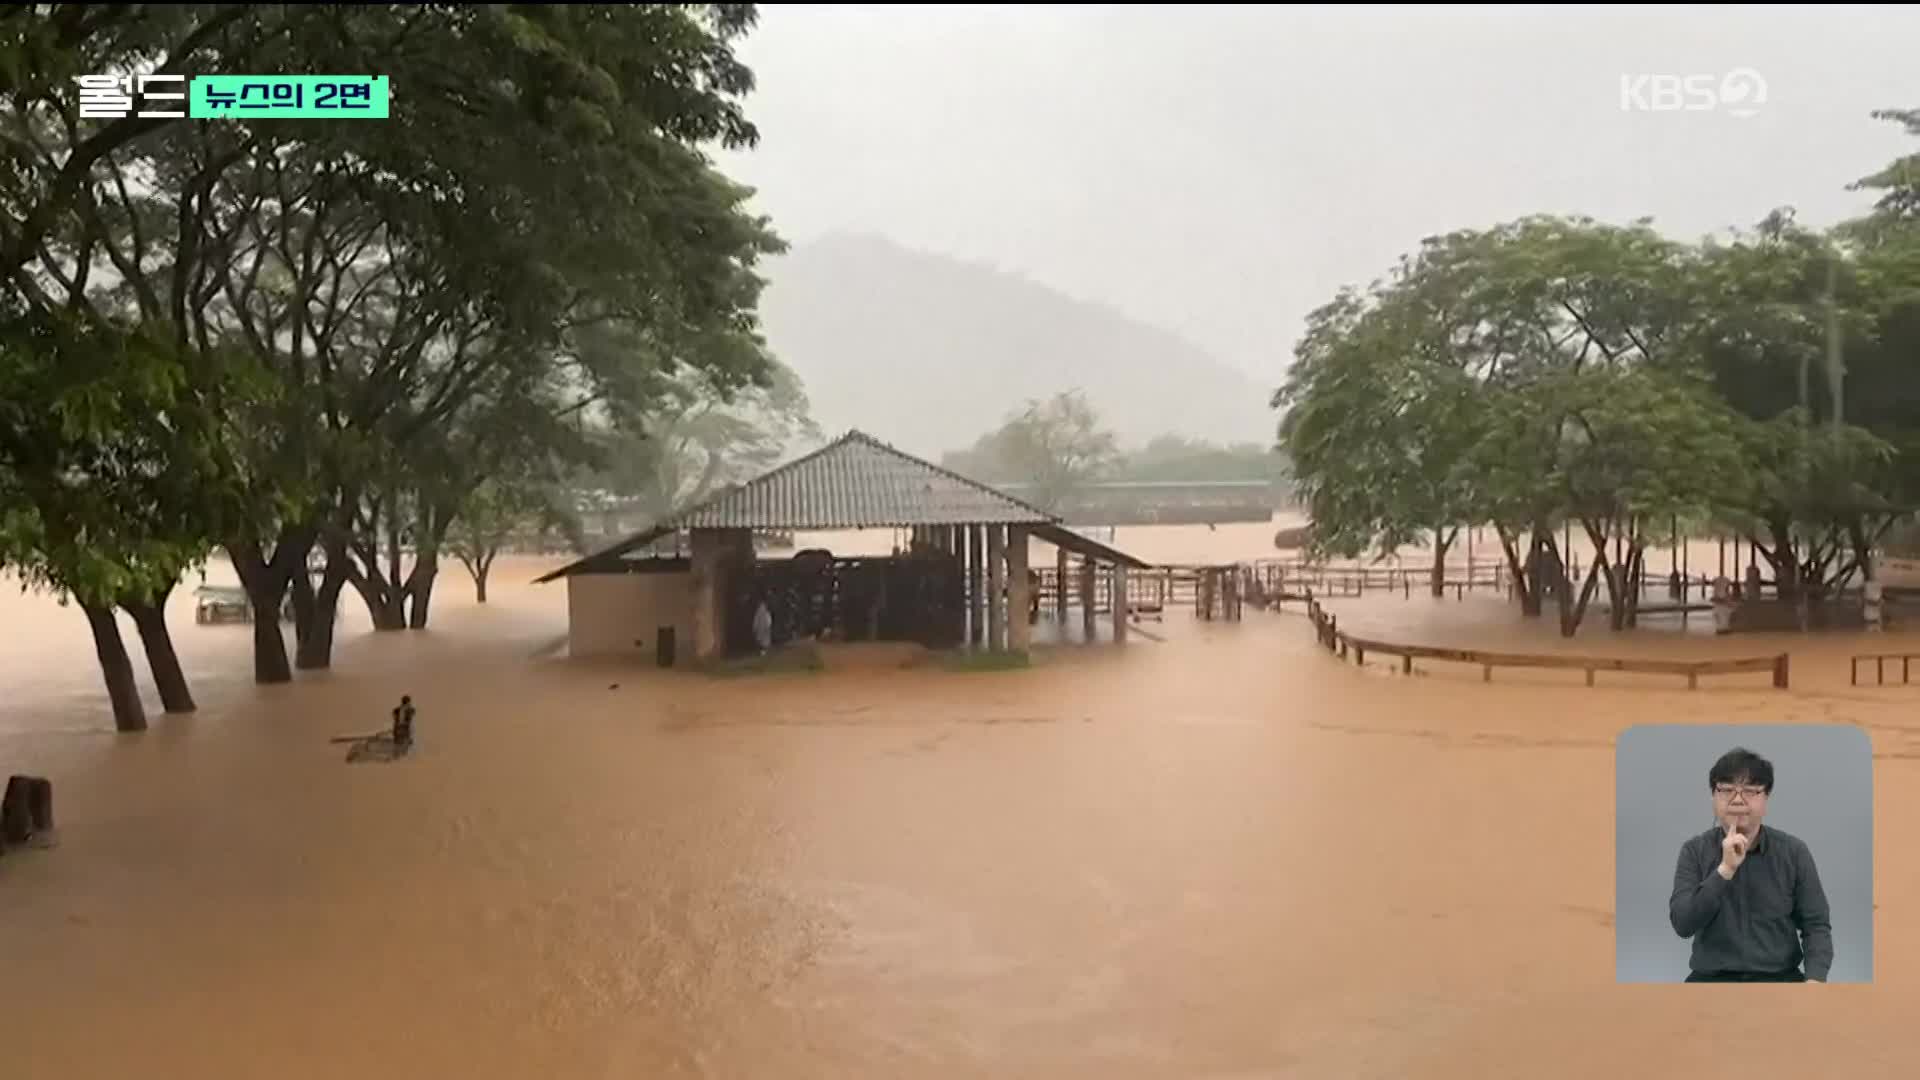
<box><xmin>1619</xmin><ymin>68</ymin><xmax>1767</xmax><ymax>118</ymax></box>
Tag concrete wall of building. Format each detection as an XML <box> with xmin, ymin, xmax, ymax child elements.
<box><xmin>566</xmin><ymin>571</ymin><xmax>693</xmax><ymax>660</ymax></box>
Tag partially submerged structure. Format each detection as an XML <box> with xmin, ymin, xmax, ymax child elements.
<box><xmin>535</xmin><ymin>431</ymin><xmax>1153</xmax><ymax>664</ymax></box>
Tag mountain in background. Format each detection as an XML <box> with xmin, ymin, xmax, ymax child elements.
<box><xmin>756</xmin><ymin>233</ymin><xmax>1277</xmax><ymax>458</ymax></box>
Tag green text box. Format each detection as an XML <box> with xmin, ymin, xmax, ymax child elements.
<box><xmin>189</xmin><ymin>76</ymin><xmax>388</xmax><ymax>119</ymax></box>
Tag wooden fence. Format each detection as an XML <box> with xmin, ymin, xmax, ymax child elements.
<box><xmin>1032</xmin><ymin>566</ymin><xmax>1183</xmax><ymax>617</ymax></box>
<box><xmin>1304</xmin><ymin>599</ymin><xmax>1789</xmax><ymax>690</ymax></box>
<box><xmin>1851</xmin><ymin>652</ymin><xmax>1920</xmax><ymax>686</ymax></box>
<box><xmin>1247</xmin><ymin>558</ymin><xmax>1508</xmax><ymax>600</ymax></box>
<box><xmin>1249</xmin><ymin>556</ymin><xmax>1750</xmax><ymax>607</ymax></box>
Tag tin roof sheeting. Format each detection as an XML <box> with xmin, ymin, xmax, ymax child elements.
<box><xmin>532</xmin><ymin>431</ymin><xmax>1064</xmax><ymax>582</ymax></box>
<box><xmin>1031</xmin><ymin>523</ymin><xmax>1155</xmax><ymax>570</ymax></box>
<box><xmin>678</xmin><ymin>431</ymin><xmax>1054</xmax><ymax>529</ymax></box>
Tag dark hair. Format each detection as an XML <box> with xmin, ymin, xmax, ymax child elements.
<box><xmin>1709</xmin><ymin>747</ymin><xmax>1774</xmax><ymax>793</ymax></box>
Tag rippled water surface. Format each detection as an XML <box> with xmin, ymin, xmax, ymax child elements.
<box><xmin>4</xmin><ymin>524</ymin><xmax>1917</xmax><ymax>1077</ymax></box>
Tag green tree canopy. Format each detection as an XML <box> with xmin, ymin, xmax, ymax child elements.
<box><xmin>941</xmin><ymin>389</ymin><xmax>1119</xmax><ymax>512</ymax></box>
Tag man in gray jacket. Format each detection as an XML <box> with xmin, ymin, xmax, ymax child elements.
<box><xmin>1669</xmin><ymin>747</ymin><xmax>1833</xmax><ymax>982</ymax></box>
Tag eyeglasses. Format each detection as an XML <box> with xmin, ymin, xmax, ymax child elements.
<box><xmin>1714</xmin><ymin>785</ymin><xmax>1768</xmax><ymax>800</ymax></box>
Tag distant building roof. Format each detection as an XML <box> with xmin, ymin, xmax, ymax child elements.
<box><xmin>533</xmin><ymin>430</ymin><xmax>1063</xmax><ymax>583</ymax></box>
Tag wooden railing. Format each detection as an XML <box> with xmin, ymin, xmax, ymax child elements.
<box><xmin>1246</xmin><ymin>558</ymin><xmax>1508</xmax><ymax>600</ymax></box>
<box><xmin>1851</xmin><ymin>653</ymin><xmax>1920</xmax><ymax>686</ymax></box>
<box><xmin>1304</xmin><ymin>599</ymin><xmax>1789</xmax><ymax>690</ymax></box>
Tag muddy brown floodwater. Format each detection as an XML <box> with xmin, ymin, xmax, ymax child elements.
<box><xmin>4</xmin><ymin>522</ymin><xmax>1919</xmax><ymax>1077</ymax></box>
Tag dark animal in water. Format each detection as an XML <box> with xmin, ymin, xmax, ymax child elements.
<box><xmin>1273</xmin><ymin>524</ymin><xmax>1313</xmax><ymax>550</ymax></box>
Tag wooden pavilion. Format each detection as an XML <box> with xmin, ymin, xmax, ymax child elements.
<box><xmin>534</xmin><ymin>431</ymin><xmax>1154</xmax><ymax>664</ymax></box>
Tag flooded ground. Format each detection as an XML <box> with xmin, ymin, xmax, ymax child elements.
<box><xmin>4</xmin><ymin>524</ymin><xmax>1919</xmax><ymax>1077</ymax></box>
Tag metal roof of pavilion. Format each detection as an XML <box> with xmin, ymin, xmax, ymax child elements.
<box><xmin>534</xmin><ymin>430</ymin><xmax>1090</xmax><ymax>583</ymax></box>
<box><xmin>678</xmin><ymin>430</ymin><xmax>1056</xmax><ymax>529</ymax></box>
<box><xmin>1030</xmin><ymin>523</ymin><xmax>1154</xmax><ymax>571</ymax></box>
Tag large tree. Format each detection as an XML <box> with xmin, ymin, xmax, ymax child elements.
<box><xmin>0</xmin><ymin>5</ymin><xmax>255</xmax><ymax>280</ymax></box>
<box><xmin>1279</xmin><ymin>275</ymin><xmax>1489</xmax><ymax>595</ymax></box>
<box><xmin>1486</xmin><ymin>366</ymin><xmax>1744</xmax><ymax>633</ymax></box>
<box><xmin>1684</xmin><ymin>210</ymin><xmax>1906</xmax><ymax>603</ymax></box>
<box><xmin>584</xmin><ymin>357</ymin><xmax>819</xmax><ymax>522</ymax></box>
<box><xmin>5</xmin><ymin>6</ymin><xmax>786</xmax><ymax>690</ymax></box>
<box><xmin>1279</xmin><ymin>216</ymin><xmax>1747</xmax><ymax>630</ymax></box>
<box><xmin>345</xmin><ymin>353</ymin><xmax>603</xmax><ymax>630</ymax></box>
<box><xmin>1845</xmin><ymin>109</ymin><xmax>1920</xmax><ymax>549</ymax></box>
<box><xmin>942</xmin><ymin>389</ymin><xmax>1119</xmax><ymax>512</ymax></box>
<box><xmin>0</xmin><ymin>310</ymin><xmax>259</xmax><ymax>730</ymax></box>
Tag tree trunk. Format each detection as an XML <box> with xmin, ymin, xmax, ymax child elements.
<box><xmin>458</xmin><ymin>546</ymin><xmax>497</xmax><ymax>603</ymax></box>
<box><xmin>1532</xmin><ymin>528</ymin><xmax>1559</xmax><ymax>615</ymax></box>
<box><xmin>1761</xmin><ymin>519</ymin><xmax>1799</xmax><ymax>601</ymax></box>
<box><xmin>378</xmin><ymin>590</ymin><xmax>406</xmax><ymax>630</ymax></box>
<box><xmin>408</xmin><ymin>566</ymin><xmax>437</xmax><ymax>628</ymax></box>
<box><xmin>298</xmin><ymin>562</ymin><xmax>350</xmax><ymax>669</ymax></box>
<box><xmin>346</xmin><ymin>495</ymin><xmax>408</xmax><ymax>631</ymax></box>
<box><xmin>226</xmin><ymin>531</ymin><xmax>312</xmax><ymax>684</ymax></box>
<box><xmin>1580</xmin><ymin>520</ymin><xmax>1630</xmax><ymax>631</ymax></box>
<box><xmin>1557</xmin><ymin>553</ymin><xmax>1604</xmax><ymax>638</ymax></box>
<box><xmin>289</xmin><ymin>560</ymin><xmax>317</xmax><ymax>654</ymax></box>
<box><xmin>81</xmin><ymin>601</ymin><xmax>147</xmax><ymax>732</ymax></box>
<box><xmin>405</xmin><ymin>504</ymin><xmax>451</xmax><ymax>629</ymax></box>
<box><xmin>296</xmin><ymin>532</ymin><xmax>352</xmax><ymax>670</ymax></box>
<box><xmin>1429</xmin><ymin>527</ymin><xmax>1454</xmax><ymax>597</ymax></box>
<box><xmin>1495</xmin><ymin>523</ymin><xmax>1540</xmax><ymax>616</ymax></box>
<box><xmin>348</xmin><ymin>571</ymin><xmax>404</xmax><ymax>629</ymax></box>
<box><xmin>383</xmin><ymin>500</ymin><xmax>407</xmax><ymax>629</ymax></box>
<box><xmin>1556</xmin><ymin>552</ymin><xmax>1575</xmax><ymax>635</ymax></box>
<box><xmin>348</xmin><ymin>564</ymin><xmax>407</xmax><ymax>630</ymax></box>
<box><xmin>124</xmin><ymin>588</ymin><xmax>195</xmax><ymax>714</ymax></box>
<box><xmin>1622</xmin><ymin>542</ymin><xmax>1646</xmax><ymax>628</ymax></box>
<box><xmin>1845</xmin><ymin>516</ymin><xmax>1881</xmax><ymax>591</ymax></box>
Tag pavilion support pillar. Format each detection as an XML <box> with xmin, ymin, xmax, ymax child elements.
<box><xmin>689</xmin><ymin>527</ymin><xmax>736</xmax><ymax>663</ymax></box>
<box><xmin>936</xmin><ymin>526</ymin><xmax>959</xmax><ymax>641</ymax></box>
<box><xmin>987</xmin><ymin>525</ymin><xmax>1007</xmax><ymax>651</ymax></box>
<box><xmin>1112</xmin><ymin>563</ymin><xmax>1131</xmax><ymax>644</ymax></box>
<box><xmin>1055</xmin><ymin>545</ymin><xmax>1069</xmax><ymax>625</ymax></box>
<box><xmin>1007</xmin><ymin>526</ymin><xmax>1031</xmax><ymax>653</ymax></box>
<box><xmin>967</xmin><ymin>525</ymin><xmax>986</xmax><ymax>646</ymax></box>
<box><xmin>1080</xmin><ymin>557</ymin><xmax>1097</xmax><ymax>642</ymax></box>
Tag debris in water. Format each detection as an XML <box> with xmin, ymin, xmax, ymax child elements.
<box><xmin>345</xmin><ymin>734</ymin><xmax>408</xmax><ymax>764</ymax></box>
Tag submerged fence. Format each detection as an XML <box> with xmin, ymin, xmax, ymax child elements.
<box><xmin>1851</xmin><ymin>652</ymin><xmax>1920</xmax><ymax>687</ymax></box>
<box><xmin>1303</xmin><ymin>598</ymin><xmax>1790</xmax><ymax>690</ymax></box>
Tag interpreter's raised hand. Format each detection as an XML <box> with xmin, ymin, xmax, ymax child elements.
<box><xmin>1718</xmin><ymin>827</ymin><xmax>1751</xmax><ymax>878</ymax></box>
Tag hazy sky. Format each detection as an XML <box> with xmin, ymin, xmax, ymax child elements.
<box><xmin>717</xmin><ymin>5</ymin><xmax>1919</xmax><ymax>384</ymax></box>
